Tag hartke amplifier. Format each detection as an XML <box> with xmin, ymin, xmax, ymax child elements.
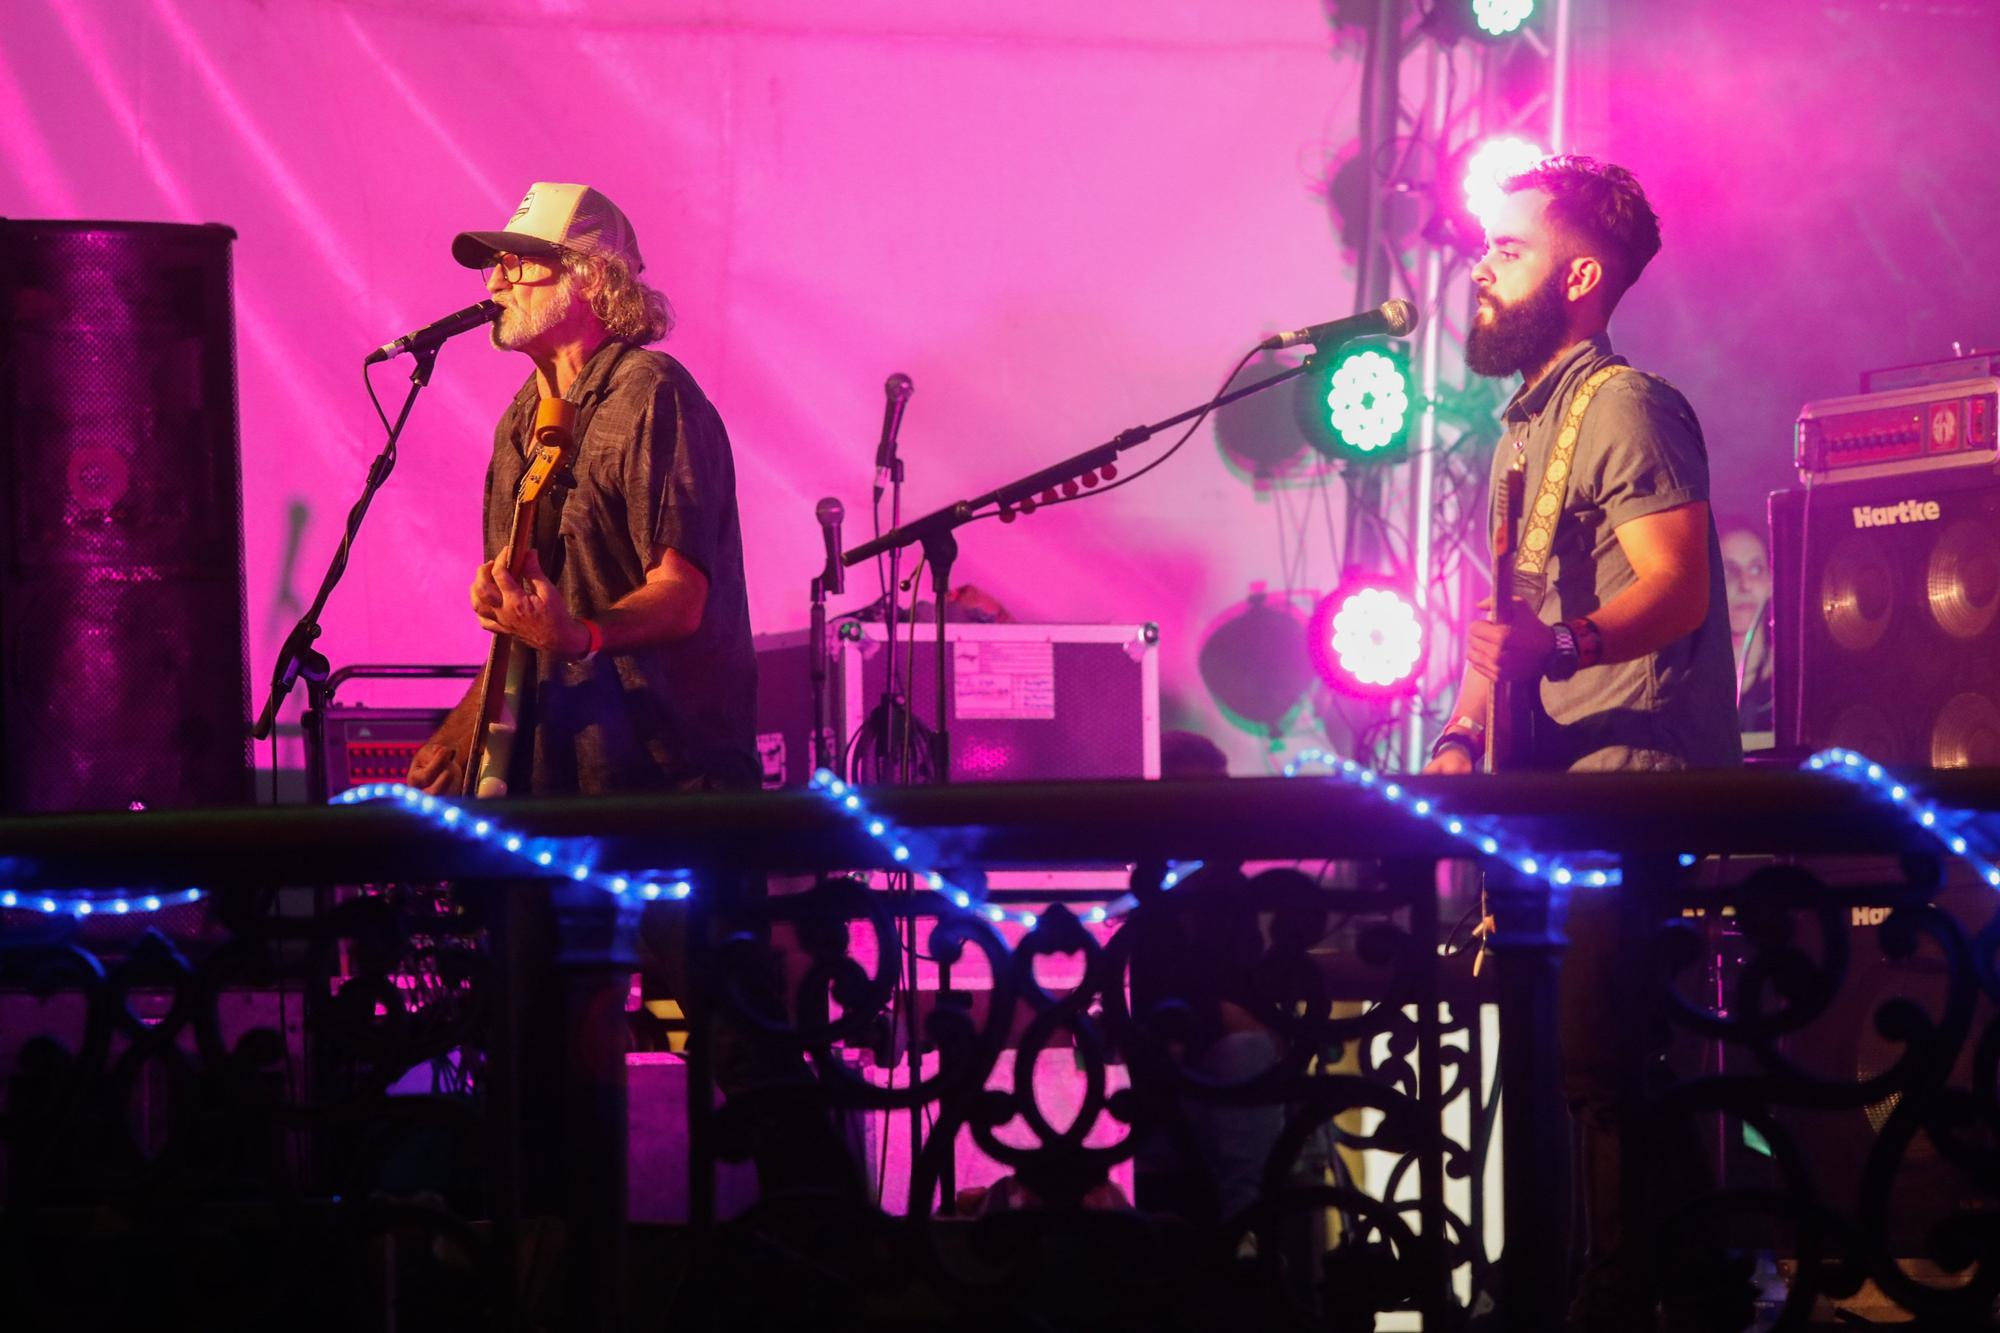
<box><xmin>1794</xmin><ymin>376</ymin><xmax>1999</xmax><ymax>484</ymax></box>
<box><xmin>1770</xmin><ymin>466</ymin><xmax>2000</xmax><ymax>766</ymax></box>
<box><xmin>753</xmin><ymin>623</ymin><xmax>1161</xmax><ymax>789</ymax></box>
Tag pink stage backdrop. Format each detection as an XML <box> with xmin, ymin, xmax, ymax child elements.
<box><xmin>0</xmin><ymin>0</ymin><xmax>1367</xmax><ymax>776</ymax></box>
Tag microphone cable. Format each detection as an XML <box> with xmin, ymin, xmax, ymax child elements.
<box><xmin>964</xmin><ymin>343</ymin><xmax>1263</xmax><ymax>525</ymax></box>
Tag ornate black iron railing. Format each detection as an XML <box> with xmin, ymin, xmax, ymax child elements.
<box><xmin>0</xmin><ymin>770</ymin><xmax>1996</xmax><ymax>1330</ymax></box>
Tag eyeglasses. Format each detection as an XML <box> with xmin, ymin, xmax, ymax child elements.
<box><xmin>481</xmin><ymin>251</ymin><xmax>561</xmax><ymax>285</ymax></box>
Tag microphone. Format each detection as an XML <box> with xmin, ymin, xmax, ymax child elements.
<box><xmin>1259</xmin><ymin>299</ymin><xmax>1418</xmax><ymax>351</ymax></box>
<box><xmin>815</xmin><ymin>496</ymin><xmax>846</xmax><ymax>595</ymax></box>
<box><xmin>363</xmin><ymin>300</ymin><xmax>502</xmax><ymax>365</ymax></box>
<box><xmin>874</xmin><ymin>373</ymin><xmax>914</xmax><ymax>502</ymax></box>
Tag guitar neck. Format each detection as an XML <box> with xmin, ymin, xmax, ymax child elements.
<box><xmin>459</xmin><ymin>507</ymin><xmax>541</xmax><ymax>797</ymax></box>
<box><xmin>1485</xmin><ymin>463</ymin><xmax>1527</xmax><ymax>773</ymax></box>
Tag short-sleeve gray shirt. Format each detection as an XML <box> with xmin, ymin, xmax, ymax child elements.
<box><xmin>484</xmin><ymin>341</ymin><xmax>758</xmax><ymax>795</ymax></box>
<box><xmin>1490</xmin><ymin>334</ymin><xmax>1742</xmax><ymax>772</ymax></box>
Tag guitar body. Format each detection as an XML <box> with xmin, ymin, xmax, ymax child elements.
<box><xmin>1485</xmin><ymin>461</ymin><xmax>1537</xmax><ymax>773</ymax></box>
<box><xmin>461</xmin><ymin>398</ymin><xmax>580</xmax><ymax>798</ymax></box>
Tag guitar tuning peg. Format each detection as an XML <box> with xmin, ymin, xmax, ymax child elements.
<box><xmin>1101</xmin><ymin>463</ymin><xmax>1118</xmax><ymax>481</ymax></box>
<box><xmin>1061</xmin><ymin>480</ymin><xmax>1080</xmax><ymax>498</ymax></box>
<box><xmin>998</xmin><ymin>505</ymin><xmax>1017</xmax><ymax>523</ymax></box>
<box><xmin>1018</xmin><ymin>497</ymin><xmax>1037</xmax><ymax>515</ymax></box>
<box><xmin>1081</xmin><ymin>470</ymin><xmax>1100</xmax><ymax>488</ymax></box>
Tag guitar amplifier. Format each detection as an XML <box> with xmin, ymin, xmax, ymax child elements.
<box><xmin>1794</xmin><ymin>376</ymin><xmax>1999</xmax><ymax>483</ymax></box>
<box><xmin>320</xmin><ymin>707</ymin><xmax>452</xmax><ymax>795</ymax></box>
<box><xmin>753</xmin><ymin>622</ymin><xmax>1161</xmax><ymax>790</ymax></box>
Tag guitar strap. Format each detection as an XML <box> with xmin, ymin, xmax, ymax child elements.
<box><xmin>531</xmin><ymin>342</ymin><xmax>633</xmax><ymax>584</ymax></box>
<box><xmin>1513</xmin><ymin>363</ymin><xmax>1629</xmax><ymax>578</ymax></box>
<box><xmin>502</xmin><ymin>344</ymin><xmax>633</xmax><ymax>795</ymax></box>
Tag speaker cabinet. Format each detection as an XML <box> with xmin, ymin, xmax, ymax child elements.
<box><xmin>0</xmin><ymin>221</ymin><xmax>251</xmax><ymax>812</ymax></box>
<box><xmin>1770</xmin><ymin>468</ymin><xmax>2000</xmax><ymax>766</ymax></box>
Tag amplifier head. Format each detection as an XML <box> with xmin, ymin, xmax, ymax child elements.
<box><xmin>1794</xmin><ymin>376</ymin><xmax>1999</xmax><ymax>485</ymax></box>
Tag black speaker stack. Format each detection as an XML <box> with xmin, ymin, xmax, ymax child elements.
<box><xmin>0</xmin><ymin>220</ymin><xmax>251</xmax><ymax>813</ymax></box>
<box><xmin>1771</xmin><ymin>366</ymin><xmax>2000</xmax><ymax>766</ymax></box>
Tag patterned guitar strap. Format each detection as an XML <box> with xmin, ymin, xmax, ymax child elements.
<box><xmin>1472</xmin><ymin>362</ymin><xmax>1628</xmax><ymax>975</ymax></box>
<box><xmin>1514</xmin><ymin>363</ymin><xmax>1629</xmax><ymax>578</ymax></box>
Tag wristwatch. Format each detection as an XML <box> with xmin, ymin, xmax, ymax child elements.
<box><xmin>1543</xmin><ymin>620</ymin><xmax>1580</xmax><ymax>682</ymax></box>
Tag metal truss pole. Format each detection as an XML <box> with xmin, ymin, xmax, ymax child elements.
<box><xmin>1403</xmin><ymin>41</ymin><xmax>1452</xmax><ymax>772</ymax></box>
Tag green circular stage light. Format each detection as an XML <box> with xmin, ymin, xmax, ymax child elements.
<box><xmin>1323</xmin><ymin>346</ymin><xmax>1411</xmax><ymax>457</ymax></box>
<box><xmin>1473</xmin><ymin>0</ymin><xmax>1535</xmax><ymax>37</ymax></box>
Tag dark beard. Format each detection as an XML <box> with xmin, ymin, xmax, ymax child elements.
<box><xmin>1466</xmin><ymin>272</ymin><xmax>1569</xmax><ymax>379</ymax></box>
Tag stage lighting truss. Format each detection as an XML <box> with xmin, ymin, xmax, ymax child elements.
<box><xmin>1310</xmin><ymin>581</ymin><xmax>1425</xmax><ymax>696</ymax></box>
<box><xmin>1301</xmin><ymin>339</ymin><xmax>1414</xmax><ymax>462</ymax></box>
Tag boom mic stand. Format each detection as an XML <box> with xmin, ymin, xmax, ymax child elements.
<box><xmin>840</xmin><ymin>352</ymin><xmax>1327</xmax><ymax>787</ymax></box>
<box><xmin>252</xmin><ymin>342</ymin><xmax>445</xmax><ymax>803</ymax></box>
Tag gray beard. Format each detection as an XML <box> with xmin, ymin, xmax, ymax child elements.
<box><xmin>490</xmin><ymin>278</ymin><xmax>576</xmax><ymax>351</ymax></box>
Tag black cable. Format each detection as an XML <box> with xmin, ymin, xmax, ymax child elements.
<box><xmin>364</xmin><ymin>362</ymin><xmax>394</xmax><ymax>438</ymax></box>
<box><xmin>993</xmin><ymin>345</ymin><xmax>1266</xmax><ymax>525</ymax></box>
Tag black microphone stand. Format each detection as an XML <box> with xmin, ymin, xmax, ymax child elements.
<box><xmin>841</xmin><ymin>352</ymin><xmax>1324</xmax><ymax>790</ymax></box>
<box><xmin>252</xmin><ymin>342</ymin><xmax>444</xmax><ymax>804</ymax></box>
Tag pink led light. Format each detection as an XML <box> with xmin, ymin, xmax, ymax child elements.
<box><xmin>1311</xmin><ymin>585</ymin><xmax>1423</xmax><ymax>694</ymax></box>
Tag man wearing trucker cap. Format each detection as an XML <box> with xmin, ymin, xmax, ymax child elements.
<box><xmin>407</xmin><ymin>181</ymin><xmax>757</xmax><ymax>799</ymax></box>
<box><xmin>403</xmin><ymin>186</ymin><xmax>841</xmax><ymax>1202</ymax></box>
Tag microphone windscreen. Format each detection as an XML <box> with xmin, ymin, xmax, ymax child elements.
<box><xmin>1382</xmin><ymin>299</ymin><xmax>1419</xmax><ymax>337</ymax></box>
<box><xmin>816</xmin><ymin>496</ymin><xmax>845</xmax><ymax>526</ymax></box>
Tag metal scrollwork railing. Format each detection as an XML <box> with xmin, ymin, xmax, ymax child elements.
<box><xmin>0</xmin><ymin>760</ymin><xmax>1997</xmax><ymax>1329</ymax></box>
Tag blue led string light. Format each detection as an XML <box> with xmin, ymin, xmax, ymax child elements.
<box><xmin>4</xmin><ymin>752</ymin><xmax>1992</xmax><ymax>921</ymax></box>
<box><xmin>1806</xmin><ymin>748</ymin><xmax>2000</xmax><ymax>887</ymax></box>
<box><xmin>1279</xmin><ymin>747</ymin><xmax>1626</xmax><ymax>890</ymax></box>
<box><xmin>327</xmin><ymin>783</ymin><xmax>696</xmax><ymax>903</ymax></box>
<box><xmin>807</xmin><ymin>769</ymin><xmax>1046</xmax><ymax>928</ymax></box>
<box><xmin>0</xmin><ymin>886</ymin><xmax>205</xmax><ymax>918</ymax></box>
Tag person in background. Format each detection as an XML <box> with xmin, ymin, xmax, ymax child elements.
<box><xmin>1720</xmin><ymin>519</ymin><xmax>1774</xmax><ymax>735</ymax></box>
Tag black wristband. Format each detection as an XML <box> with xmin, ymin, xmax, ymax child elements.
<box><xmin>1430</xmin><ymin>730</ymin><xmax>1481</xmax><ymax>763</ymax></box>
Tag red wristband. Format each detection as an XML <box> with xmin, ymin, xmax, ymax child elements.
<box><xmin>579</xmin><ymin>618</ymin><xmax>605</xmax><ymax>661</ymax></box>
<box><xmin>1567</xmin><ymin>616</ymin><xmax>1603</xmax><ymax>669</ymax></box>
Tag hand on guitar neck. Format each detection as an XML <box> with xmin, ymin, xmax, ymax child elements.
<box><xmin>473</xmin><ymin>544</ymin><xmax>592</xmax><ymax>658</ymax></box>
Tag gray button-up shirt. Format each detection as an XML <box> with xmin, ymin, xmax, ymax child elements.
<box><xmin>1491</xmin><ymin>334</ymin><xmax>1742</xmax><ymax>772</ymax></box>
<box><xmin>484</xmin><ymin>341</ymin><xmax>758</xmax><ymax>795</ymax></box>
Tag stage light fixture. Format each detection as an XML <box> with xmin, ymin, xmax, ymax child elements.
<box><xmin>1310</xmin><ymin>582</ymin><xmax>1424</xmax><ymax>695</ymax></box>
<box><xmin>1463</xmin><ymin>135</ymin><xmax>1545</xmax><ymax>234</ymax></box>
<box><xmin>1299</xmin><ymin>338</ymin><xmax>1413</xmax><ymax>462</ymax></box>
<box><xmin>1472</xmin><ymin>0</ymin><xmax>1535</xmax><ymax>37</ymax></box>
<box><xmin>1198</xmin><ymin>591</ymin><xmax>1316</xmax><ymax>736</ymax></box>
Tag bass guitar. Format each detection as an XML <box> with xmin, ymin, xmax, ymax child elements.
<box><xmin>462</xmin><ymin>398</ymin><xmax>580</xmax><ymax>798</ymax></box>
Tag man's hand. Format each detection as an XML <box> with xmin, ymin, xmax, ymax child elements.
<box><xmin>407</xmin><ymin>741</ymin><xmax>463</xmax><ymax>794</ymax></box>
<box><xmin>1422</xmin><ymin>744</ymin><xmax>1476</xmax><ymax>776</ymax></box>
<box><xmin>1467</xmin><ymin>596</ymin><xmax>1556</xmax><ymax>683</ymax></box>
<box><xmin>472</xmin><ymin>546</ymin><xmax>589</xmax><ymax>656</ymax></box>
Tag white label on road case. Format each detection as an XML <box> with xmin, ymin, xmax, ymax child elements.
<box><xmin>953</xmin><ymin>641</ymin><xmax>1055</xmax><ymax>720</ymax></box>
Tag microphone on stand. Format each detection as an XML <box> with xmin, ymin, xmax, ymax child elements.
<box><xmin>816</xmin><ymin>496</ymin><xmax>846</xmax><ymax>595</ymax></box>
<box><xmin>363</xmin><ymin>300</ymin><xmax>502</xmax><ymax>365</ymax></box>
<box><xmin>874</xmin><ymin>373</ymin><xmax>914</xmax><ymax>503</ymax></box>
<box><xmin>1258</xmin><ymin>299</ymin><xmax>1419</xmax><ymax>351</ymax></box>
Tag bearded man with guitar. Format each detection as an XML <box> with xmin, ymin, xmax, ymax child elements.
<box><xmin>1421</xmin><ymin>158</ymin><xmax>1739</xmax><ymax>1332</ymax></box>
<box><xmin>407</xmin><ymin>181</ymin><xmax>756</xmax><ymax>800</ymax></box>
